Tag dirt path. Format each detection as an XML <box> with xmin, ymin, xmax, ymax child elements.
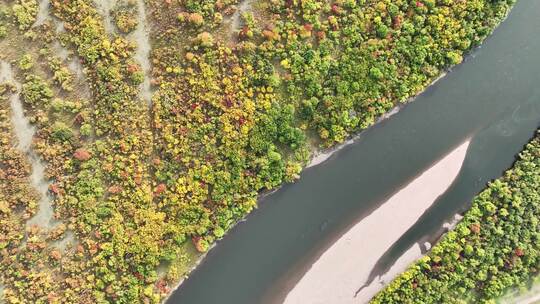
<box><xmin>130</xmin><ymin>0</ymin><xmax>152</xmax><ymax>106</ymax></box>
<box><xmin>92</xmin><ymin>0</ymin><xmax>116</xmax><ymax>34</ymax></box>
<box><xmin>0</xmin><ymin>61</ymin><xmax>55</xmax><ymax>229</ymax></box>
<box><xmin>33</xmin><ymin>0</ymin><xmax>50</xmax><ymax>27</ymax></box>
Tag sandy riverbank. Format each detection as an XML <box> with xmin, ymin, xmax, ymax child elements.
<box><xmin>283</xmin><ymin>139</ymin><xmax>470</xmax><ymax>304</ymax></box>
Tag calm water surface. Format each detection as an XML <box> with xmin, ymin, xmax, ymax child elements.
<box><xmin>169</xmin><ymin>1</ymin><xmax>540</xmax><ymax>303</ymax></box>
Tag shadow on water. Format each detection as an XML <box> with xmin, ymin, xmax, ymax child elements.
<box><xmin>361</xmin><ymin>95</ymin><xmax>540</xmax><ymax>297</ymax></box>
<box><xmin>168</xmin><ymin>1</ymin><xmax>540</xmax><ymax>303</ymax></box>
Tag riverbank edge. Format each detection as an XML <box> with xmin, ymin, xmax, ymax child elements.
<box><xmin>161</xmin><ymin>2</ymin><xmax>518</xmax><ymax>302</ymax></box>
<box><xmin>371</xmin><ymin>128</ymin><xmax>540</xmax><ymax>303</ymax></box>
<box><xmin>280</xmin><ymin>139</ymin><xmax>471</xmax><ymax>304</ymax></box>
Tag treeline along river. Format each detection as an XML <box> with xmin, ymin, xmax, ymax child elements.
<box><xmin>168</xmin><ymin>0</ymin><xmax>540</xmax><ymax>303</ymax></box>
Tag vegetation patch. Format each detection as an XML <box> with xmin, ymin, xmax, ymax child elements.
<box><xmin>112</xmin><ymin>0</ymin><xmax>139</xmax><ymax>34</ymax></box>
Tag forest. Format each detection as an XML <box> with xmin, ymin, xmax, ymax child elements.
<box><xmin>373</xmin><ymin>130</ymin><xmax>540</xmax><ymax>303</ymax></box>
<box><xmin>0</xmin><ymin>0</ymin><xmax>517</xmax><ymax>303</ymax></box>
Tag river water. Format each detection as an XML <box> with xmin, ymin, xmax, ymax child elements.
<box><xmin>168</xmin><ymin>0</ymin><xmax>540</xmax><ymax>303</ymax></box>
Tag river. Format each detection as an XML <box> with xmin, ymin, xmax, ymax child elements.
<box><xmin>168</xmin><ymin>0</ymin><xmax>540</xmax><ymax>303</ymax></box>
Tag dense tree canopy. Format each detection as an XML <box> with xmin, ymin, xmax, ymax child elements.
<box><xmin>0</xmin><ymin>0</ymin><xmax>518</xmax><ymax>302</ymax></box>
